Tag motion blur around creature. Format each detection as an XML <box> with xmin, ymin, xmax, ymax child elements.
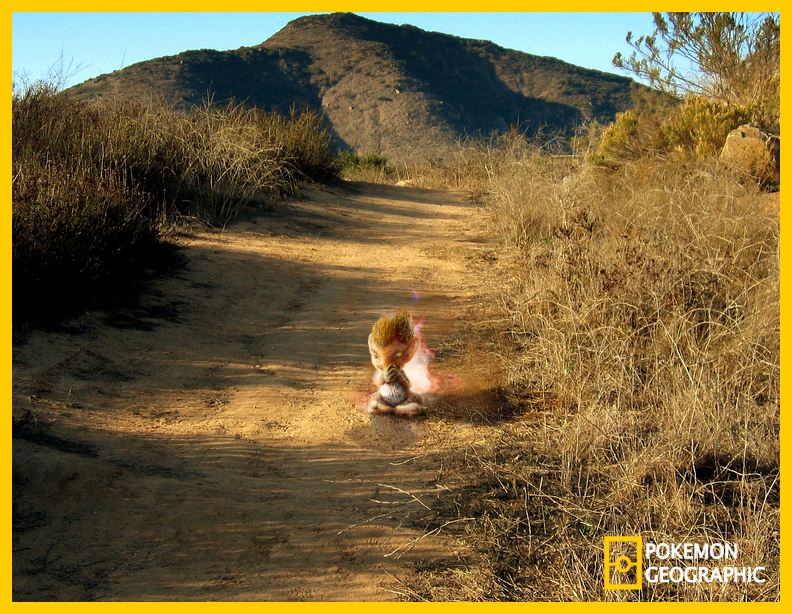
<box><xmin>367</xmin><ymin>308</ymin><xmax>423</xmax><ymax>417</ymax></box>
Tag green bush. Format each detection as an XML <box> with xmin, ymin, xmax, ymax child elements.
<box><xmin>600</xmin><ymin>95</ymin><xmax>758</xmax><ymax>164</ymax></box>
<box><xmin>661</xmin><ymin>96</ymin><xmax>755</xmax><ymax>160</ymax></box>
<box><xmin>337</xmin><ymin>150</ymin><xmax>391</xmax><ymax>170</ymax></box>
<box><xmin>335</xmin><ymin>150</ymin><xmax>395</xmax><ymax>181</ymax></box>
<box><xmin>598</xmin><ymin>108</ymin><xmax>645</xmax><ymax>159</ymax></box>
<box><xmin>613</xmin><ymin>12</ymin><xmax>780</xmax><ymax>135</ymax></box>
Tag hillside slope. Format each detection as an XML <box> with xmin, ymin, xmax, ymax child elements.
<box><xmin>68</xmin><ymin>13</ymin><xmax>637</xmax><ymax>163</ymax></box>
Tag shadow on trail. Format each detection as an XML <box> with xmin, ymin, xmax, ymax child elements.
<box><xmin>13</xmin><ymin>423</ymin><xmax>443</xmax><ymax>601</ymax></box>
<box><xmin>340</xmin><ymin>181</ymin><xmax>473</xmax><ymax>207</ymax></box>
<box><xmin>12</xmin><ymin>182</ymin><xmax>478</xmax><ymax>601</ymax></box>
<box><xmin>242</xmin><ymin>181</ymin><xmax>478</xmax><ymax>246</ymax></box>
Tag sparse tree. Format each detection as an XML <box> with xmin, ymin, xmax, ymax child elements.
<box><xmin>613</xmin><ymin>12</ymin><xmax>780</xmax><ymax>130</ymax></box>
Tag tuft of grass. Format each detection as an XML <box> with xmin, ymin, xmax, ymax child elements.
<box><xmin>408</xmin><ymin>138</ymin><xmax>779</xmax><ymax>601</ymax></box>
<box><xmin>400</xmin><ymin>131</ymin><xmax>577</xmax><ymax>201</ymax></box>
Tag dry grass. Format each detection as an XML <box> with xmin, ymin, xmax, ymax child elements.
<box><xmin>406</xmin><ymin>139</ymin><xmax>780</xmax><ymax>601</ymax></box>
<box><xmin>12</xmin><ymin>81</ymin><xmax>338</xmax><ymax>321</ymax></box>
<box><xmin>89</xmin><ymin>97</ymin><xmax>338</xmax><ymax>224</ymax></box>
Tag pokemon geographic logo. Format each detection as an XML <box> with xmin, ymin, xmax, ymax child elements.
<box><xmin>604</xmin><ymin>537</ymin><xmax>766</xmax><ymax>590</ymax></box>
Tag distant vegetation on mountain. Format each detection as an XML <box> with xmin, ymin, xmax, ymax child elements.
<box><xmin>68</xmin><ymin>12</ymin><xmax>638</xmax><ymax>163</ymax></box>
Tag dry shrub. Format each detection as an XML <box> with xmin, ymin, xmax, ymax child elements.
<box><xmin>409</xmin><ymin>144</ymin><xmax>779</xmax><ymax>601</ymax></box>
<box><xmin>12</xmin><ymin>85</ymin><xmax>162</xmax><ymax>319</ymax></box>
<box><xmin>96</xmin><ymin>98</ymin><xmax>337</xmax><ymax>223</ymax></box>
<box><xmin>12</xmin><ymin>160</ymin><xmax>161</xmax><ymax>320</ymax></box>
<box><xmin>12</xmin><ymin>81</ymin><xmax>338</xmax><ymax>321</ymax></box>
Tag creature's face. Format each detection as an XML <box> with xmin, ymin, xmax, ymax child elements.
<box><xmin>368</xmin><ymin>335</ymin><xmax>419</xmax><ymax>373</ymax></box>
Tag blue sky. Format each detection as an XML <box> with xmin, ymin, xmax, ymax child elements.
<box><xmin>12</xmin><ymin>12</ymin><xmax>657</xmax><ymax>89</ymax></box>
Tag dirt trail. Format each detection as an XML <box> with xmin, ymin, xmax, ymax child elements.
<box><xmin>12</xmin><ymin>182</ymin><xmax>491</xmax><ymax>601</ymax></box>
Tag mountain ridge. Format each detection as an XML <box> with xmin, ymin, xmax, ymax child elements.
<box><xmin>68</xmin><ymin>12</ymin><xmax>638</xmax><ymax>163</ymax></box>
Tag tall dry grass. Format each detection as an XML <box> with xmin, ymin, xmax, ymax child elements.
<box><xmin>12</xmin><ymin>82</ymin><xmax>338</xmax><ymax>321</ymax></box>
<box><xmin>406</xmin><ymin>138</ymin><xmax>780</xmax><ymax>601</ymax></box>
<box><xmin>71</xmin><ymin>97</ymin><xmax>338</xmax><ymax>223</ymax></box>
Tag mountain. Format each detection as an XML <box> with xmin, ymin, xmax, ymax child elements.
<box><xmin>68</xmin><ymin>13</ymin><xmax>638</xmax><ymax>163</ymax></box>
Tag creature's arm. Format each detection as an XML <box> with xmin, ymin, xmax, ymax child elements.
<box><xmin>383</xmin><ymin>365</ymin><xmax>410</xmax><ymax>386</ymax></box>
<box><xmin>369</xmin><ymin>367</ymin><xmax>422</xmax><ymax>416</ymax></box>
<box><xmin>386</xmin><ymin>367</ymin><xmax>421</xmax><ymax>415</ymax></box>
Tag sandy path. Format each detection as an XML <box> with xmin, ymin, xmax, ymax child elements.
<box><xmin>12</xmin><ymin>182</ymin><xmax>489</xmax><ymax>601</ymax></box>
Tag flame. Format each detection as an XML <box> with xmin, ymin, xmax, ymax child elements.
<box><xmin>405</xmin><ymin>317</ymin><xmax>461</xmax><ymax>398</ymax></box>
<box><xmin>401</xmin><ymin>317</ymin><xmax>436</xmax><ymax>395</ymax></box>
<box><xmin>403</xmin><ymin>336</ymin><xmax>438</xmax><ymax>396</ymax></box>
